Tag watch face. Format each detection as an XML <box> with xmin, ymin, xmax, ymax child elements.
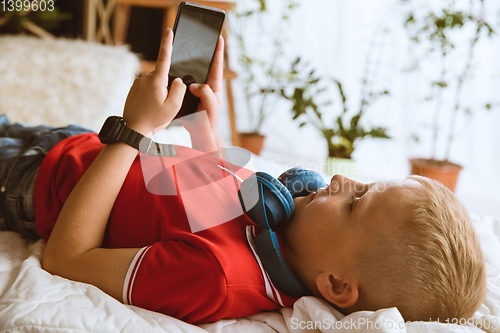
<box><xmin>98</xmin><ymin>116</ymin><xmax>124</xmax><ymax>144</ymax></box>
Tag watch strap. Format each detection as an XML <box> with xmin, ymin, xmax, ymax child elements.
<box><xmin>99</xmin><ymin>116</ymin><xmax>176</xmax><ymax>157</ymax></box>
<box><xmin>118</xmin><ymin>126</ymin><xmax>176</xmax><ymax>157</ymax></box>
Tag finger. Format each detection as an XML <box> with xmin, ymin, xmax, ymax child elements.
<box><xmin>205</xmin><ymin>36</ymin><xmax>224</xmax><ymax>99</ymax></box>
<box><xmin>189</xmin><ymin>83</ymin><xmax>200</xmax><ymax>95</ymax></box>
<box><xmin>154</xmin><ymin>28</ymin><xmax>174</xmax><ymax>86</ymax></box>
<box><xmin>190</xmin><ymin>84</ymin><xmax>219</xmax><ymax>112</ymax></box>
<box><xmin>165</xmin><ymin>77</ymin><xmax>186</xmax><ymax>111</ymax></box>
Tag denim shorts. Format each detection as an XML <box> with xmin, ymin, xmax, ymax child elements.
<box><xmin>0</xmin><ymin>114</ymin><xmax>92</xmax><ymax>240</ymax></box>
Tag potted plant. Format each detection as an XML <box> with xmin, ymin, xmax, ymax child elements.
<box><xmin>403</xmin><ymin>0</ymin><xmax>495</xmax><ymax>192</ymax></box>
<box><xmin>280</xmin><ymin>59</ymin><xmax>391</xmax><ymax>177</ymax></box>
<box><xmin>232</xmin><ymin>0</ymin><xmax>300</xmax><ymax>155</ymax></box>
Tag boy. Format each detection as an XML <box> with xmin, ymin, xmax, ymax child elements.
<box><xmin>0</xmin><ymin>29</ymin><xmax>486</xmax><ymax>324</ymax></box>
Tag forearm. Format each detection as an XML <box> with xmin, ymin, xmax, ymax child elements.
<box><xmin>213</xmin><ymin>130</ymin><xmax>226</xmax><ymax>149</ymax></box>
<box><xmin>190</xmin><ymin>127</ymin><xmax>225</xmax><ymax>152</ymax></box>
<box><xmin>44</xmin><ymin>142</ymin><xmax>137</xmax><ymax>254</ymax></box>
<box><xmin>42</xmin><ymin>142</ymin><xmax>140</xmax><ymax>295</ymax></box>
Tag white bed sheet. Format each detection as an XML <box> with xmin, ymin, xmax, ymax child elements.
<box><xmin>0</xmin><ymin>214</ymin><xmax>499</xmax><ymax>332</ymax></box>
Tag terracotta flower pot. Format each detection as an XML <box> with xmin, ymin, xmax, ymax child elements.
<box><xmin>239</xmin><ymin>133</ymin><xmax>265</xmax><ymax>155</ymax></box>
<box><xmin>409</xmin><ymin>158</ymin><xmax>463</xmax><ymax>193</ymax></box>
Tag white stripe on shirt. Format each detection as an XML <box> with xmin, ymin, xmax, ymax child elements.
<box><xmin>123</xmin><ymin>246</ymin><xmax>152</xmax><ymax>305</ymax></box>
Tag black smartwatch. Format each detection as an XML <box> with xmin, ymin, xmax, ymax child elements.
<box><xmin>98</xmin><ymin>116</ymin><xmax>176</xmax><ymax>157</ymax></box>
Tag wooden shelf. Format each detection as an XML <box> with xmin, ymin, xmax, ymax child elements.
<box><xmin>115</xmin><ymin>0</ymin><xmax>233</xmax><ymax>11</ymax></box>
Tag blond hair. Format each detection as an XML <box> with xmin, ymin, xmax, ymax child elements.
<box><xmin>354</xmin><ymin>175</ymin><xmax>486</xmax><ymax>322</ymax></box>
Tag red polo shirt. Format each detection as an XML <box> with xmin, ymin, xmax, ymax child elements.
<box><xmin>34</xmin><ymin>133</ymin><xmax>297</xmax><ymax>324</ymax></box>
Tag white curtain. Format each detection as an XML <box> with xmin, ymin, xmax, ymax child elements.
<box><xmin>226</xmin><ymin>0</ymin><xmax>500</xmax><ymax>216</ymax></box>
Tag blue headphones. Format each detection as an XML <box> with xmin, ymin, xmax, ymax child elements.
<box><xmin>238</xmin><ymin>167</ymin><xmax>327</xmax><ymax>297</ymax></box>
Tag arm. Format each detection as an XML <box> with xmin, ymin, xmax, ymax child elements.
<box><xmin>182</xmin><ymin>36</ymin><xmax>226</xmax><ymax>153</ymax></box>
<box><xmin>187</xmin><ymin>115</ymin><xmax>226</xmax><ymax>153</ymax></box>
<box><xmin>41</xmin><ymin>28</ymin><xmax>187</xmax><ymax>301</ymax></box>
<box><xmin>42</xmin><ymin>143</ymin><xmax>142</xmax><ymax>300</ymax></box>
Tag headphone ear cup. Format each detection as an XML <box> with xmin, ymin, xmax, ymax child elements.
<box><xmin>278</xmin><ymin>167</ymin><xmax>327</xmax><ymax>198</ymax></box>
<box><xmin>257</xmin><ymin>172</ymin><xmax>295</xmax><ymax>227</ymax></box>
<box><xmin>238</xmin><ymin>172</ymin><xmax>294</xmax><ymax>230</ymax></box>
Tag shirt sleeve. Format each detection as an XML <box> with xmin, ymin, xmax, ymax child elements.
<box><xmin>123</xmin><ymin>240</ymin><xmax>227</xmax><ymax>324</ymax></box>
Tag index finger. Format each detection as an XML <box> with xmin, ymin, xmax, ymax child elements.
<box><xmin>154</xmin><ymin>28</ymin><xmax>174</xmax><ymax>85</ymax></box>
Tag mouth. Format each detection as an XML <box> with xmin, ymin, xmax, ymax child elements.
<box><xmin>302</xmin><ymin>186</ymin><xmax>328</xmax><ymax>206</ymax></box>
<box><xmin>308</xmin><ymin>191</ymin><xmax>316</xmax><ymax>201</ymax></box>
<box><xmin>299</xmin><ymin>191</ymin><xmax>316</xmax><ymax>208</ymax></box>
<box><xmin>307</xmin><ymin>186</ymin><xmax>325</xmax><ymax>202</ymax></box>
<box><xmin>316</xmin><ymin>186</ymin><xmax>329</xmax><ymax>196</ymax></box>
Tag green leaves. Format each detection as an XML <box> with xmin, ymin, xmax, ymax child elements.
<box><xmin>279</xmin><ymin>60</ymin><xmax>390</xmax><ymax>159</ymax></box>
<box><xmin>404</xmin><ymin>13</ymin><xmax>415</xmax><ymax>28</ymax></box>
<box><xmin>484</xmin><ymin>22</ymin><xmax>496</xmax><ymax>37</ymax></box>
<box><xmin>367</xmin><ymin>127</ymin><xmax>391</xmax><ymax>139</ymax></box>
<box><xmin>258</xmin><ymin>0</ymin><xmax>267</xmax><ymax>12</ymax></box>
<box><xmin>402</xmin><ymin>0</ymin><xmax>497</xmax><ymax>161</ymax></box>
<box><xmin>435</xmin><ymin>10</ymin><xmax>465</xmax><ymax>30</ymax></box>
<box><xmin>350</xmin><ymin>114</ymin><xmax>361</xmax><ymax>129</ymax></box>
<box><xmin>233</xmin><ymin>0</ymin><xmax>302</xmax><ymax>134</ymax></box>
<box><xmin>432</xmin><ymin>81</ymin><xmax>448</xmax><ymax>88</ymax></box>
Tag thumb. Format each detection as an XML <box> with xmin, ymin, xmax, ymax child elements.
<box><xmin>189</xmin><ymin>83</ymin><xmax>202</xmax><ymax>97</ymax></box>
<box><xmin>189</xmin><ymin>84</ymin><xmax>218</xmax><ymax>111</ymax></box>
<box><xmin>165</xmin><ymin>77</ymin><xmax>186</xmax><ymax>111</ymax></box>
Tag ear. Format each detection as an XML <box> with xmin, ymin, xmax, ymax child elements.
<box><xmin>316</xmin><ymin>272</ymin><xmax>359</xmax><ymax>308</ymax></box>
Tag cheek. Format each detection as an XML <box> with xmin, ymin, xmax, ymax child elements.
<box><xmin>306</xmin><ymin>201</ymin><xmax>348</xmax><ymax>246</ymax></box>
<box><xmin>285</xmin><ymin>209</ymin><xmax>315</xmax><ymax>250</ymax></box>
<box><xmin>288</xmin><ymin>204</ymin><xmax>326</xmax><ymax>242</ymax></box>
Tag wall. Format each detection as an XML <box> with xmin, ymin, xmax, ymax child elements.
<box><xmin>226</xmin><ymin>0</ymin><xmax>500</xmax><ymax>216</ymax></box>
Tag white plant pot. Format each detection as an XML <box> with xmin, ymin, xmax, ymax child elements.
<box><xmin>325</xmin><ymin>157</ymin><xmax>357</xmax><ymax>179</ymax></box>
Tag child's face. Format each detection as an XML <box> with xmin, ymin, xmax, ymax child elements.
<box><xmin>282</xmin><ymin>174</ymin><xmax>421</xmax><ymax>290</ymax></box>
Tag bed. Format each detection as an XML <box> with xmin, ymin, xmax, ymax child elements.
<box><xmin>0</xmin><ymin>143</ymin><xmax>499</xmax><ymax>333</ymax></box>
<box><xmin>0</xmin><ymin>212</ymin><xmax>499</xmax><ymax>332</ymax></box>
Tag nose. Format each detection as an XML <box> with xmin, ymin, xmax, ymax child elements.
<box><xmin>329</xmin><ymin>174</ymin><xmax>367</xmax><ymax>195</ymax></box>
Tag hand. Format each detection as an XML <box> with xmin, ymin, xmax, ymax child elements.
<box><xmin>122</xmin><ymin>28</ymin><xmax>187</xmax><ymax>136</ymax></box>
<box><xmin>181</xmin><ymin>36</ymin><xmax>225</xmax><ymax>133</ymax></box>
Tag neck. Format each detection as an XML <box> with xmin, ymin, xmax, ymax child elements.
<box><xmin>281</xmin><ymin>227</ymin><xmax>322</xmax><ymax>298</ymax></box>
<box><xmin>281</xmin><ymin>228</ymin><xmax>301</xmax><ymax>283</ymax></box>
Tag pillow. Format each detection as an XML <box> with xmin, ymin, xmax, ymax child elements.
<box><xmin>0</xmin><ymin>35</ymin><xmax>139</xmax><ymax>131</ymax></box>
